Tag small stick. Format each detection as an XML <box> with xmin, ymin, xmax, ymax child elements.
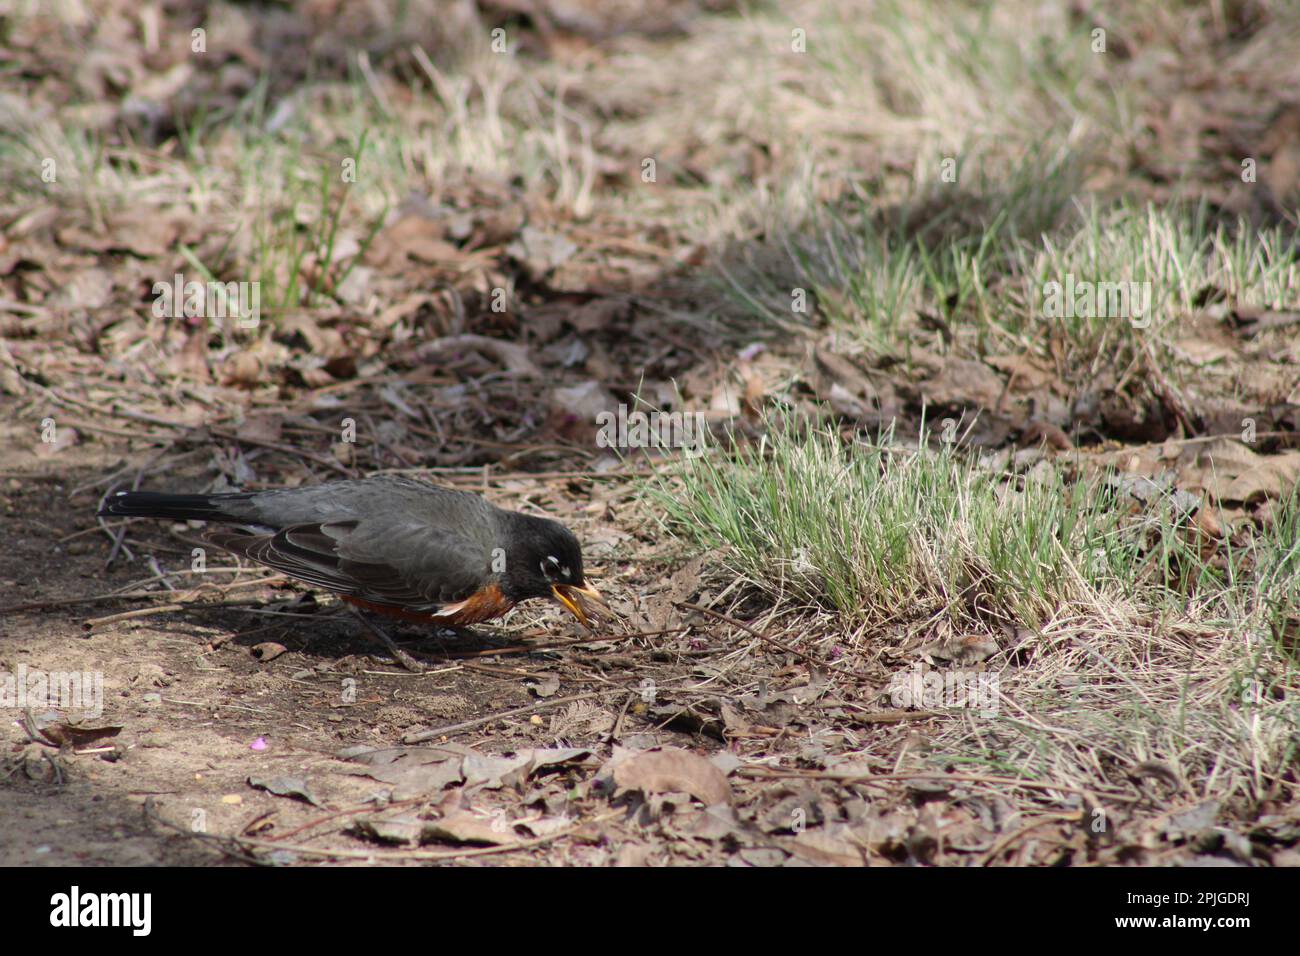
<box><xmin>678</xmin><ymin>602</ymin><xmax>830</xmax><ymax>669</ymax></box>
<box><xmin>738</xmin><ymin>766</ymin><xmax>1137</xmax><ymax>801</ymax></box>
<box><xmin>232</xmin><ymin>809</ymin><xmax>625</xmax><ymax>863</ymax></box>
<box><xmin>0</xmin><ymin>592</ymin><xmax>160</xmax><ymax>615</ymax></box>
<box><xmin>262</xmin><ymin>797</ymin><xmax>427</xmax><ymax>843</ymax></box>
<box><xmin>608</xmin><ymin>691</ymin><xmax>636</xmax><ymax>742</ymax></box>
<box><xmin>403</xmin><ymin>689</ymin><xmax>624</xmax><ymax>743</ymax></box>
<box><xmin>977</xmin><ymin>812</ymin><xmax>1084</xmax><ymax>866</ymax></box>
<box><xmin>84</xmin><ymin>604</ymin><xmax>186</xmax><ymax>628</ymax></box>
<box><xmin>433</xmin><ymin>627</ymin><xmax>682</xmax><ymax>660</ymax></box>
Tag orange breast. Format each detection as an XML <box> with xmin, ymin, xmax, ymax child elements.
<box><xmin>342</xmin><ymin>584</ymin><xmax>514</xmax><ymax>626</ymax></box>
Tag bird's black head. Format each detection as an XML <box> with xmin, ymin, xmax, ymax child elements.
<box><xmin>500</xmin><ymin>514</ymin><xmax>604</xmax><ymax>625</ymax></box>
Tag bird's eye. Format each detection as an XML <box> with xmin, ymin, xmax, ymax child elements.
<box><xmin>541</xmin><ymin>555</ymin><xmax>561</xmax><ymax>576</ymax></box>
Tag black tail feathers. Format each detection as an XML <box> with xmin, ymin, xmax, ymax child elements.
<box><xmin>98</xmin><ymin>491</ymin><xmax>247</xmax><ymax>523</ymax></box>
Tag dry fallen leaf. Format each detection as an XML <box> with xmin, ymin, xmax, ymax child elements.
<box><xmin>417</xmin><ymin>334</ymin><xmax>541</xmax><ymax>378</ymax></box>
<box><xmin>461</xmin><ymin>747</ymin><xmax>592</xmax><ymax>790</ymax></box>
<box><xmin>527</xmin><ymin>673</ymin><xmax>561</xmax><ymax>698</ymax></box>
<box><xmin>611</xmin><ymin>746</ymin><xmax>733</xmax><ymax>806</ymax></box>
<box><xmin>920</xmin><ymin>357</ymin><xmax>1006</xmax><ymax>410</ymax></box>
<box><xmin>247</xmin><ymin>774</ymin><xmax>325</xmax><ymax>808</ymax></box>
<box><xmin>352</xmin><ymin>815</ymin><xmax>426</xmax><ymax>846</ymax></box>
<box><xmin>340</xmin><ymin>745</ymin><xmax>469</xmax><ymax>800</ymax></box>
<box><xmin>507</xmin><ymin>225</ymin><xmax>577</xmax><ymax>281</ymax></box>
<box><xmin>1180</xmin><ymin>438</ymin><xmax>1300</xmax><ymax>504</ymax></box>
<box><xmin>34</xmin><ymin>720</ymin><xmax>122</xmax><ymax>749</ymax></box>
<box><xmin>423</xmin><ymin>810</ymin><xmax>521</xmax><ymax>846</ymax></box>
<box><xmin>788</xmin><ymin>824</ymin><xmax>868</xmax><ymax>866</ymax></box>
<box><xmin>235</xmin><ymin>413</ymin><xmax>283</xmax><ymax>445</ymax></box>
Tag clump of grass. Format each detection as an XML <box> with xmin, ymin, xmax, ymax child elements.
<box><xmin>713</xmin><ymin>146</ymin><xmax>1082</xmax><ymax>348</ymax></box>
<box><xmin>246</xmin><ymin>129</ymin><xmax>385</xmax><ymax>313</ymax></box>
<box><xmin>650</xmin><ymin>413</ymin><xmax>1300</xmax><ymax>639</ymax></box>
<box><xmin>649</xmin><ymin>414</ymin><xmax>1145</xmax><ymax>631</ymax></box>
<box><xmin>1007</xmin><ymin>200</ymin><xmax>1300</xmax><ymax>353</ymax></box>
<box><xmin>715</xmin><ymin>185</ymin><xmax>1300</xmax><ymax>385</ymax></box>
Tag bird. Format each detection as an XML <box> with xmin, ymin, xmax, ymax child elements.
<box><xmin>99</xmin><ymin>475</ymin><xmax>606</xmax><ymax>670</ymax></box>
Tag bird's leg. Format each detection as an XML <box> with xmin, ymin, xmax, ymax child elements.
<box><xmin>349</xmin><ymin>606</ymin><xmax>426</xmax><ymax>673</ymax></box>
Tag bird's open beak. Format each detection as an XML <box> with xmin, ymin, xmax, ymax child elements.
<box><xmin>552</xmin><ymin>582</ymin><xmax>606</xmax><ymax>627</ymax></box>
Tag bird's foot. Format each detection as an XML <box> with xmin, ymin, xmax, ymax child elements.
<box><xmin>349</xmin><ymin>607</ymin><xmax>427</xmax><ymax>673</ymax></box>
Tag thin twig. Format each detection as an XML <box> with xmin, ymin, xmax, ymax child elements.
<box><xmin>738</xmin><ymin>766</ymin><xmax>1139</xmax><ymax>802</ymax></box>
<box><xmin>678</xmin><ymin>602</ymin><xmax>833</xmax><ymax>670</ymax></box>
<box><xmin>403</xmin><ymin>689</ymin><xmax>625</xmax><ymax>743</ymax></box>
<box><xmin>84</xmin><ymin>604</ymin><xmax>187</xmax><ymax>628</ymax></box>
<box><xmin>232</xmin><ymin>809</ymin><xmax>625</xmax><ymax>862</ymax></box>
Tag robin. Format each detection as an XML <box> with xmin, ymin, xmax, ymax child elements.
<box><xmin>99</xmin><ymin>475</ymin><xmax>605</xmax><ymax>670</ymax></box>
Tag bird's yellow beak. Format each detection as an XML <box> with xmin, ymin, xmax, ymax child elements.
<box><xmin>552</xmin><ymin>582</ymin><xmax>606</xmax><ymax>627</ymax></box>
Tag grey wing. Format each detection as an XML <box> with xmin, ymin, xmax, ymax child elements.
<box><xmin>207</xmin><ymin>519</ymin><xmax>492</xmax><ymax>610</ymax></box>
